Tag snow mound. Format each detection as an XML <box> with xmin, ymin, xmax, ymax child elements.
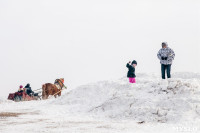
<box><xmin>0</xmin><ymin>97</ymin><xmax>7</xmax><ymax>104</ymax></box>
<box><xmin>51</xmin><ymin>73</ymin><xmax>200</xmax><ymax>123</ymax></box>
<box><xmin>172</xmin><ymin>72</ymin><xmax>200</xmax><ymax>79</ymax></box>
<box><xmin>0</xmin><ymin>97</ymin><xmax>3</xmax><ymax>103</ymax></box>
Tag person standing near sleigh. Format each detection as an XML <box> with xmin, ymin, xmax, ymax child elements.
<box><xmin>157</xmin><ymin>42</ymin><xmax>175</xmax><ymax>79</ymax></box>
<box><xmin>126</xmin><ymin>60</ymin><xmax>137</xmax><ymax>83</ymax></box>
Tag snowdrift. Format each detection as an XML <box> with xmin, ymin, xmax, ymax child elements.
<box><xmin>51</xmin><ymin>73</ymin><xmax>200</xmax><ymax>123</ymax></box>
<box><xmin>0</xmin><ymin>97</ymin><xmax>10</xmax><ymax>104</ymax></box>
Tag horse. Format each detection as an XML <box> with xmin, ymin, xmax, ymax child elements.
<box><xmin>42</xmin><ymin>78</ymin><xmax>65</xmax><ymax>99</ymax></box>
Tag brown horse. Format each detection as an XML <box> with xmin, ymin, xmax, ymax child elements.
<box><xmin>42</xmin><ymin>78</ymin><xmax>65</xmax><ymax>99</ymax></box>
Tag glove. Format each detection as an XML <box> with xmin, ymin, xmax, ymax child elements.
<box><xmin>161</xmin><ymin>57</ymin><xmax>168</xmax><ymax>60</ymax></box>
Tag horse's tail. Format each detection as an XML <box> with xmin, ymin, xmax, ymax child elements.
<box><xmin>42</xmin><ymin>84</ymin><xmax>46</xmax><ymax>91</ymax></box>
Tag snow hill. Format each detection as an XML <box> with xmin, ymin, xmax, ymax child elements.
<box><xmin>50</xmin><ymin>72</ymin><xmax>200</xmax><ymax>123</ymax></box>
<box><xmin>0</xmin><ymin>72</ymin><xmax>200</xmax><ymax>133</ymax></box>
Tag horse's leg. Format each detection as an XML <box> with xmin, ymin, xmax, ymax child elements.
<box><xmin>42</xmin><ymin>85</ymin><xmax>46</xmax><ymax>99</ymax></box>
<box><xmin>44</xmin><ymin>91</ymin><xmax>49</xmax><ymax>99</ymax></box>
<box><xmin>42</xmin><ymin>84</ymin><xmax>47</xmax><ymax>100</ymax></box>
<box><xmin>42</xmin><ymin>92</ymin><xmax>46</xmax><ymax>100</ymax></box>
<box><xmin>46</xmin><ymin>94</ymin><xmax>49</xmax><ymax>99</ymax></box>
<box><xmin>45</xmin><ymin>89</ymin><xmax>50</xmax><ymax>99</ymax></box>
<box><xmin>58</xmin><ymin>92</ymin><xmax>61</xmax><ymax>97</ymax></box>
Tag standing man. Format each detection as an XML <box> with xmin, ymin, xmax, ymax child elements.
<box><xmin>157</xmin><ymin>42</ymin><xmax>175</xmax><ymax>79</ymax></box>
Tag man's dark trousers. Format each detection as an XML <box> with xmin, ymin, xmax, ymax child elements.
<box><xmin>161</xmin><ymin>64</ymin><xmax>171</xmax><ymax>79</ymax></box>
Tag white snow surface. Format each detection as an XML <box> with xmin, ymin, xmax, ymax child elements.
<box><xmin>0</xmin><ymin>72</ymin><xmax>200</xmax><ymax>133</ymax></box>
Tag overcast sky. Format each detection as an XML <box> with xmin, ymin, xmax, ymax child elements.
<box><xmin>0</xmin><ymin>0</ymin><xmax>200</xmax><ymax>98</ymax></box>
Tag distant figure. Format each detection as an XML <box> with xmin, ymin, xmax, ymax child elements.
<box><xmin>18</xmin><ymin>85</ymin><xmax>24</xmax><ymax>93</ymax></box>
<box><xmin>126</xmin><ymin>60</ymin><xmax>137</xmax><ymax>83</ymax></box>
<box><xmin>17</xmin><ymin>85</ymin><xmax>24</xmax><ymax>100</ymax></box>
<box><xmin>25</xmin><ymin>83</ymin><xmax>34</xmax><ymax>96</ymax></box>
<box><xmin>157</xmin><ymin>42</ymin><xmax>175</xmax><ymax>79</ymax></box>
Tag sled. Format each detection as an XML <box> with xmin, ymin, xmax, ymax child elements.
<box><xmin>8</xmin><ymin>91</ymin><xmax>41</xmax><ymax>102</ymax></box>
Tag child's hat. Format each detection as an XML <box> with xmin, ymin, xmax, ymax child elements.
<box><xmin>132</xmin><ymin>60</ymin><xmax>137</xmax><ymax>65</ymax></box>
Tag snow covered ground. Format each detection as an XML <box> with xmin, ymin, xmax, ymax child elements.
<box><xmin>0</xmin><ymin>72</ymin><xmax>200</xmax><ymax>133</ymax></box>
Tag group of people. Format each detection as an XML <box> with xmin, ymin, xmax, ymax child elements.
<box><xmin>18</xmin><ymin>83</ymin><xmax>34</xmax><ymax>96</ymax></box>
<box><xmin>126</xmin><ymin>42</ymin><xmax>175</xmax><ymax>83</ymax></box>
<box><xmin>17</xmin><ymin>43</ymin><xmax>175</xmax><ymax>92</ymax></box>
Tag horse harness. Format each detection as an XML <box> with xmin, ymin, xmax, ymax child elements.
<box><xmin>54</xmin><ymin>79</ymin><xmax>64</xmax><ymax>90</ymax></box>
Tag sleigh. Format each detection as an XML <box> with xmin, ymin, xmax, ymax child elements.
<box><xmin>8</xmin><ymin>91</ymin><xmax>41</xmax><ymax>102</ymax></box>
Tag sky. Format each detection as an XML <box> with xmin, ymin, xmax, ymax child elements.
<box><xmin>0</xmin><ymin>0</ymin><xmax>200</xmax><ymax>98</ymax></box>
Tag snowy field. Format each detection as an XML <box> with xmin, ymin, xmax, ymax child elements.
<box><xmin>0</xmin><ymin>72</ymin><xmax>200</xmax><ymax>133</ymax></box>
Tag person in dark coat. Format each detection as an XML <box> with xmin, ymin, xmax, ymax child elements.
<box><xmin>25</xmin><ymin>83</ymin><xmax>34</xmax><ymax>96</ymax></box>
<box><xmin>126</xmin><ymin>60</ymin><xmax>137</xmax><ymax>83</ymax></box>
